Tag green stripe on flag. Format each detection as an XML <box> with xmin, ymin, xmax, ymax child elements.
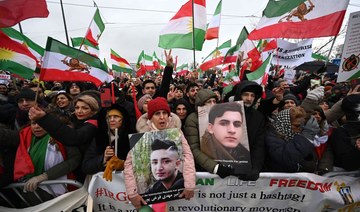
<box><xmin>263</xmin><ymin>0</ymin><xmax>307</xmax><ymax>18</ymax></box>
<box><xmin>0</xmin><ymin>60</ymin><xmax>34</xmax><ymax>79</ymax></box>
<box><xmin>71</xmin><ymin>37</ymin><xmax>99</xmax><ymax>49</ymax></box>
<box><xmin>94</xmin><ymin>9</ymin><xmax>105</xmax><ymax>32</ymax></box>
<box><xmin>159</xmin><ymin>29</ymin><xmax>206</xmax><ymax>51</ymax></box>
<box><xmin>246</xmin><ymin>54</ymin><xmax>272</xmax><ymax>81</ymax></box>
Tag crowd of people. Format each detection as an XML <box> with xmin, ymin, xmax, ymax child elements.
<box><xmin>0</xmin><ymin>51</ymin><xmax>359</xmax><ymax>209</ymax></box>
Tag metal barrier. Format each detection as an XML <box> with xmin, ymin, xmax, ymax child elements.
<box><xmin>0</xmin><ymin>180</ymin><xmax>83</xmax><ymax>208</ymax></box>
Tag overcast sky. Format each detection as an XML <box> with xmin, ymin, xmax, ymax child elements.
<box><xmin>14</xmin><ymin>0</ymin><xmax>360</xmax><ymax>66</ymax></box>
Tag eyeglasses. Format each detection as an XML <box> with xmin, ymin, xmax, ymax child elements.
<box><xmin>107</xmin><ymin>115</ymin><xmax>123</xmax><ymax>121</ymax></box>
<box><xmin>145</xmin><ymin>86</ymin><xmax>155</xmax><ymax>90</ymax></box>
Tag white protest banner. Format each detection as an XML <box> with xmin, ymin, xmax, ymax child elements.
<box><xmin>337</xmin><ymin>11</ymin><xmax>360</xmax><ymax>82</ymax></box>
<box><xmin>0</xmin><ymin>74</ymin><xmax>10</xmax><ymax>80</ymax></box>
<box><xmin>272</xmin><ymin>39</ymin><xmax>313</xmax><ymax>68</ymax></box>
<box><xmin>88</xmin><ymin>172</ymin><xmax>360</xmax><ymax>212</ymax></box>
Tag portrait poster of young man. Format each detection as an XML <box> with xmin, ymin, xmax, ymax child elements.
<box><xmin>128</xmin><ymin>128</ymin><xmax>185</xmax><ymax>204</ymax></box>
<box><xmin>198</xmin><ymin>101</ymin><xmax>252</xmax><ymax>175</ymax></box>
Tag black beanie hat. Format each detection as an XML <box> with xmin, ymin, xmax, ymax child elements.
<box><xmin>16</xmin><ymin>88</ymin><xmax>36</xmax><ymax>102</ymax></box>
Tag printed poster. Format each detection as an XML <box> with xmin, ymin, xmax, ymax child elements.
<box><xmin>128</xmin><ymin>128</ymin><xmax>185</xmax><ymax>204</ymax></box>
<box><xmin>198</xmin><ymin>101</ymin><xmax>251</xmax><ymax>175</ymax></box>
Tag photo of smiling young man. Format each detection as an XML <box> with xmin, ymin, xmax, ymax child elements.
<box><xmin>199</xmin><ymin>101</ymin><xmax>251</xmax><ymax>175</ymax></box>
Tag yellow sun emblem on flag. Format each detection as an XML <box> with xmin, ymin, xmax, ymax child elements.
<box><xmin>0</xmin><ymin>47</ymin><xmax>15</xmax><ymax>61</ymax></box>
<box><xmin>187</xmin><ymin>17</ymin><xmax>194</xmax><ymax>32</ymax></box>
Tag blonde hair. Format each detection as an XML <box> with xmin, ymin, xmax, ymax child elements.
<box><xmin>74</xmin><ymin>94</ymin><xmax>99</xmax><ymax>113</ymax></box>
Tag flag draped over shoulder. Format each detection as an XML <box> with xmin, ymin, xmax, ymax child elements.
<box><xmin>40</xmin><ymin>37</ymin><xmax>112</xmax><ymax>87</ymax></box>
<box><xmin>158</xmin><ymin>0</ymin><xmax>206</xmax><ymax>50</ymax></box>
<box><xmin>248</xmin><ymin>0</ymin><xmax>350</xmax><ymax>40</ymax></box>
<box><xmin>71</xmin><ymin>37</ymin><xmax>99</xmax><ymax>57</ymax></box>
<box><xmin>110</xmin><ymin>49</ymin><xmax>133</xmax><ymax>74</ymax></box>
<box><xmin>205</xmin><ymin>0</ymin><xmax>222</xmax><ymax>40</ymax></box>
<box><xmin>85</xmin><ymin>8</ymin><xmax>105</xmax><ymax>46</ymax></box>
<box><xmin>200</xmin><ymin>39</ymin><xmax>231</xmax><ymax>71</ymax></box>
<box><xmin>1</xmin><ymin>27</ymin><xmax>44</xmax><ymax>63</ymax></box>
<box><xmin>0</xmin><ymin>31</ymin><xmax>37</xmax><ymax>79</ymax></box>
<box><xmin>0</xmin><ymin>0</ymin><xmax>49</xmax><ymax>28</ymax></box>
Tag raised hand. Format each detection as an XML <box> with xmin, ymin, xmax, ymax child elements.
<box><xmin>164</xmin><ymin>49</ymin><xmax>174</xmax><ymax>67</ymax></box>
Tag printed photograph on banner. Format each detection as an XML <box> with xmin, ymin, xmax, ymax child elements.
<box><xmin>198</xmin><ymin>101</ymin><xmax>251</xmax><ymax>175</ymax></box>
<box><xmin>128</xmin><ymin>128</ymin><xmax>185</xmax><ymax>204</ymax></box>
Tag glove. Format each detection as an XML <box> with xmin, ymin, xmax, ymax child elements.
<box><xmin>103</xmin><ymin>156</ymin><xmax>125</xmax><ymax>181</ymax></box>
<box><xmin>306</xmin><ymin>86</ymin><xmax>324</xmax><ymax>102</ymax></box>
<box><xmin>238</xmin><ymin>169</ymin><xmax>260</xmax><ymax>181</ymax></box>
<box><xmin>24</xmin><ymin>173</ymin><xmax>48</xmax><ymax>192</ymax></box>
<box><xmin>300</xmin><ymin>116</ymin><xmax>320</xmax><ymax>142</ymax></box>
<box><xmin>216</xmin><ymin>164</ymin><xmax>234</xmax><ymax>178</ymax></box>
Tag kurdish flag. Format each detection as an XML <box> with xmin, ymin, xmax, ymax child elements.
<box><xmin>1</xmin><ymin>27</ymin><xmax>44</xmax><ymax>63</ymax></box>
<box><xmin>71</xmin><ymin>37</ymin><xmax>99</xmax><ymax>57</ymax></box>
<box><xmin>40</xmin><ymin>37</ymin><xmax>113</xmax><ymax>87</ymax></box>
<box><xmin>248</xmin><ymin>0</ymin><xmax>349</xmax><ymax>40</ymax></box>
<box><xmin>0</xmin><ymin>31</ymin><xmax>37</xmax><ymax>79</ymax></box>
<box><xmin>200</xmin><ymin>39</ymin><xmax>231</xmax><ymax>71</ymax></box>
<box><xmin>158</xmin><ymin>0</ymin><xmax>206</xmax><ymax>51</ymax></box>
<box><xmin>110</xmin><ymin>49</ymin><xmax>133</xmax><ymax>74</ymax></box>
<box><xmin>85</xmin><ymin>8</ymin><xmax>105</xmax><ymax>46</ymax></box>
<box><xmin>205</xmin><ymin>0</ymin><xmax>222</xmax><ymax>40</ymax></box>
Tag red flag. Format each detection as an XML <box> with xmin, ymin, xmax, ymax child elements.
<box><xmin>0</xmin><ymin>0</ymin><xmax>49</xmax><ymax>28</ymax></box>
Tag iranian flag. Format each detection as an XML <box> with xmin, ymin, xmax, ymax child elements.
<box><xmin>85</xmin><ymin>8</ymin><xmax>105</xmax><ymax>46</ymax></box>
<box><xmin>0</xmin><ymin>0</ymin><xmax>49</xmax><ymax>28</ymax></box>
<box><xmin>200</xmin><ymin>39</ymin><xmax>231</xmax><ymax>71</ymax></box>
<box><xmin>223</xmin><ymin>70</ymin><xmax>240</xmax><ymax>87</ymax></box>
<box><xmin>71</xmin><ymin>37</ymin><xmax>99</xmax><ymax>57</ymax></box>
<box><xmin>1</xmin><ymin>27</ymin><xmax>44</xmax><ymax>63</ymax></box>
<box><xmin>176</xmin><ymin>63</ymin><xmax>189</xmax><ymax>72</ymax></box>
<box><xmin>0</xmin><ymin>31</ymin><xmax>37</xmax><ymax>79</ymax></box>
<box><xmin>40</xmin><ymin>37</ymin><xmax>113</xmax><ymax>87</ymax></box>
<box><xmin>158</xmin><ymin>0</ymin><xmax>206</xmax><ymax>50</ymax></box>
<box><xmin>205</xmin><ymin>0</ymin><xmax>222</xmax><ymax>40</ymax></box>
<box><xmin>246</xmin><ymin>53</ymin><xmax>273</xmax><ymax>85</ymax></box>
<box><xmin>110</xmin><ymin>49</ymin><xmax>133</xmax><ymax>74</ymax></box>
<box><xmin>248</xmin><ymin>0</ymin><xmax>350</xmax><ymax>40</ymax></box>
<box><xmin>152</xmin><ymin>52</ymin><xmax>166</xmax><ymax>70</ymax></box>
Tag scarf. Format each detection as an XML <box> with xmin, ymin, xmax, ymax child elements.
<box><xmin>273</xmin><ymin>109</ymin><xmax>297</xmax><ymax>142</ymax></box>
<box><xmin>26</xmin><ymin>134</ymin><xmax>50</xmax><ymax>179</ymax></box>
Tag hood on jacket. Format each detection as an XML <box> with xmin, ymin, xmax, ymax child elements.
<box><xmin>195</xmin><ymin>89</ymin><xmax>217</xmax><ymax>109</ymax></box>
<box><xmin>234</xmin><ymin>81</ymin><xmax>262</xmax><ymax>107</ymax></box>
<box><xmin>136</xmin><ymin>112</ymin><xmax>182</xmax><ymax>133</ymax></box>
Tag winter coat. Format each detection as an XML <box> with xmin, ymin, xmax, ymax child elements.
<box><xmin>82</xmin><ymin>104</ymin><xmax>135</xmax><ymax>175</ymax></box>
<box><xmin>184</xmin><ymin>89</ymin><xmax>218</xmax><ymax>172</ymax></box>
<box><xmin>265</xmin><ymin>128</ymin><xmax>315</xmax><ymax>172</ymax></box>
<box><xmin>234</xmin><ymin>81</ymin><xmax>266</xmax><ymax>178</ymax></box>
<box><xmin>124</xmin><ymin>112</ymin><xmax>196</xmax><ymax>198</ymax></box>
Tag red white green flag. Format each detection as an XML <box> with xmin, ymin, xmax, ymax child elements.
<box><xmin>110</xmin><ymin>49</ymin><xmax>133</xmax><ymax>74</ymax></box>
<box><xmin>248</xmin><ymin>0</ymin><xmax>350</xmax><ymax>40</ymax></box>
<box><xmin>158</xmin><ymin>0</ymin><xmax>206</xmax><ymax>50</ymax></box>
<box><xmin>0</xmin><ymin>0</ymin><xmax>49</xmax><ymax>28</ymax></box>
<box><xmin>1</xmin><ymin>27</ymin><xmax>44</xmax><ymax>63</ymax></box>
<box><xmin>40</xmin><ymin>37</ymin><xmax>113</xmax><ymax>87</ymax></box>
<box><xmin>85</xmin><ymin>8</ymin><xmax>105</xmax><ymax>46</ymax></box>
<box><xmin>152</xmin><ymin>52</ymin><xmax>166</xmax><ymax>70</ymax></box>
<box><xmin>200</xmin><ymin>39</ymin><xmax>231</xmax><ymax>71</ymax></box>
<box><xmin>0</xmin><ymin>31</ymin><xmax>37</xmax><ymax>79</ymax></box>
<box><xmin>205</xmin><ymin>0</ymin><xmax>222</xmax><ymax>40</ymax></box>
<box><xmin>71</xmin><ymin>37</ymin><xmax>99</xmax><ymax>57</ymax></box>
<box><xmin>246</xmin><ymin>53</ymin><xmax>273</xmax><ymax>85</ymax></box>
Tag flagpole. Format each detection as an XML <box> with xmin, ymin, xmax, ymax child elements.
<box><xmin>324</xmin><ymin>35</ymin><xmax>337</xmax><ymax>68</ymax></box>
<box><xmin>18</xmin><ymin>23</ymin><xmax>23</xmax><ymax>34</ymax></box>
<box><xmin>79</xmin><ymin>8</ymin><xmax>98</xmax><ymax>52</ymax></box>
<box><xmin>60</xmin><ymin>0</ymin><xmax>70</xmax><ymax>45</ymax></box>
<box><xmin>191</xmin><ymin>0</ymin><xmax>196</xmax><ymax>71</ymax></box>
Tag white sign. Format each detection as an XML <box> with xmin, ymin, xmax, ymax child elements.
<box><xmin>271</xmin><ymin>39</ymin><xmax>313</xmax><ymax>68</ymax></box>
<box><xmin>337</xmin><ymin>11</ymin><xmax>360</xmax><ymax>82</ymax></box>
<box><xmin>88</xmin><ymin>172</ymin><xmax>360</xmax><ymax>212</ymax></box>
